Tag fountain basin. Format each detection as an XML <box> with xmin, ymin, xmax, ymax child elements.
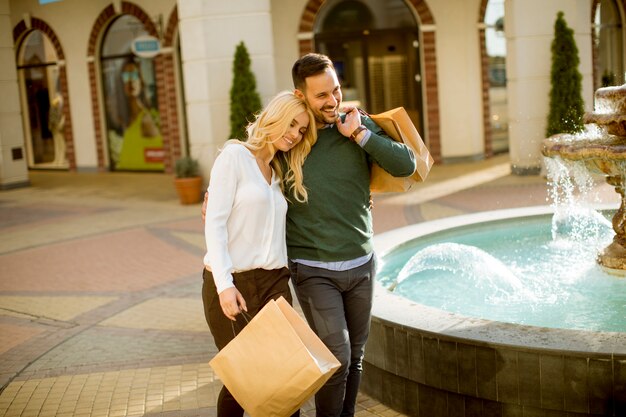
<box><xmin>361</xmin><ymin>207</ymin><xmax>626</xmax><ymax>416</ymax></box>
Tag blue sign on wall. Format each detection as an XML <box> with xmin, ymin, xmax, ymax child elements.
<box><xmin>39</xmin><ymin>0</ymin><xmax>62</xmax><ymax>4</ymax></box>
<box><xmin>131</xmin><ymin>36</ymin><xmax>161</xmax><ymax>58</ymax></box>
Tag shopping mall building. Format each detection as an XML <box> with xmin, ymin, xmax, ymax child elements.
<box><xmin>0</xmin><ymin>0</ymin><xmax>624</xmax><ymax>188</ymax></box>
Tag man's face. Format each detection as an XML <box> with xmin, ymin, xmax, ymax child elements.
<box><xmin>297</xmin><ymin>68</ymin><xmax>342</xmax><ymax>128</ymax></box>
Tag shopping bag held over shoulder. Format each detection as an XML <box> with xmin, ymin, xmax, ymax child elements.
<box><xmin>368</xmin><ymin>107</ymin><xmax>434</xmax><ymax>193</ymax></box>
<box><xmin>209</xmin><ymin>296</ymin><xmax>340</xmax><ymax>417</ymax></box>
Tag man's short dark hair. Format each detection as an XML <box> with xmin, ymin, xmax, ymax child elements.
<box><xmin>292</xmin><ymin>53</ymin><xmax>334</xmax><ymax>90</ymax></box>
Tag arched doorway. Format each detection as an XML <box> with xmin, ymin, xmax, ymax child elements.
<box><xmin>314</xmin><ymin>0</ymin><xmax>424</xmax><ymax>135</ymax></box>
<box><xmin>17</xmin><ymin>29</ymin><xmax>69</xmax><ymax>169</ymax></box>
<box><xmin>593</xmin><ymin>0</ymin><xmax>625</xmax><ymax>88</ymax></box>
<box><xmin>100</xmin><ymin>14</ymin><xmax>164</xmax><ymax>171</ymax></box>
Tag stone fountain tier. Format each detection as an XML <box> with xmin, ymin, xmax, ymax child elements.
<box><xmin>542</xmin><ymin>133</ymin><xmax>626</xmax><ymax>176</ymax></box>
<box><xmin>542</xmin><ymin>83</ymin><xmax>626</xmax><ymax>275</ymax></box>
<box><xmin>583</xmin><ymin>84</ymin><xmax>626</xmax><ymax>136</ymax></box>
<box><xmin>584</xmin><ymin>113</ymin><xmax>626</xmax><ymax>136</ymax></box>
<box><xmin>592</xmin><ymin>83</ymin><xmax>626</xmax><ymax>113</ymax></box>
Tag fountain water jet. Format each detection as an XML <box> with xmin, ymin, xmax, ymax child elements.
<box><xmin>543</xmin><ymin>84</ymin><xmax>626</xmax><ymax>274</ymax></box>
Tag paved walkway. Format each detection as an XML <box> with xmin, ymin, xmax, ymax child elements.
<box><xmin>0</xmin><ymin>155</ymin><xmax>619</xmax><ymax>417</ymax></box>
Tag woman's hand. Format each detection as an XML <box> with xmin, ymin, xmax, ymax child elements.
<box><xmin>218</xmin><ymin>287</ymin><xmax>247</xmax><ymax>321</ymax></box>
<box><xmin>201</xmin><ymin>191</ymin><xmax>208</xmax><ymax>222</ymax></box>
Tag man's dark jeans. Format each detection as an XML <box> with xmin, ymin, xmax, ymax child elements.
<box><xmin>289</xmin><ymin>256</ymin><xmax>375</xmax><ymax>417</ymax></box>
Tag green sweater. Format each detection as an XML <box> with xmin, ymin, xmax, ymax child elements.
<box><xmin>286</xmin><ymin>115</ymin><xmax>416</xmax><ymax>262</ymax></box>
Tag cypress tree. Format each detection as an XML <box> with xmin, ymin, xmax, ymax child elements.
<box><xmin>229</xmin><ymin>42</ymin><xmax>262</xmax><ymax>140</ymax></box>
<box><xmin>546</xmin><ymin>11</ymin><xmax>585</xmax><ymax>137</ymax></box>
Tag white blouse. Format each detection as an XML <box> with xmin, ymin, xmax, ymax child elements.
<box><xmin>203</xmin><ymin>144</ymin><xmax>288</xmax><ymax>294</ymax></box>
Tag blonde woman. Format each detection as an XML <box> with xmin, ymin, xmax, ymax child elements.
<box><xmin>202</xmin><ymin>91</ymin><xmax>316</xmax><ymax>417</ymax></box>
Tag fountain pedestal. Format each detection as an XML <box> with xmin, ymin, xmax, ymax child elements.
<box><xmin>596</xmin><ymin>176</ymin><xmax>626</xmax><ymax>274</ymax></box>
<box><xmin>542</xmin><ymin>84</ymin><xmax>626</xmax><ymax>276</ymax></box>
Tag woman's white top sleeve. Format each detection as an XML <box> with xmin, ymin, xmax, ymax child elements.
<box><xmin>203</xmin><ymin>144</ymin><xmax>288</xmax><ymax>294</ymax></box>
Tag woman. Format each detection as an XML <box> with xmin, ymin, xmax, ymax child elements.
<box><xmin>203</xmin><ymin>91</ymin><xmax>316</xmax><ymax>416</ymax></box>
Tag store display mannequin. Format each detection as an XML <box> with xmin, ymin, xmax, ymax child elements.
<box><xmin>49</xmin><ymin>94</ymin><xmax>67</xmax><ymax>166</ymax></box>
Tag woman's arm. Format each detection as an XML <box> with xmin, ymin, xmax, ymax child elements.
<box><xmin>204</xmin><ymin>147</ymin><xmax>247</xmax><ymax>319</ymax></box>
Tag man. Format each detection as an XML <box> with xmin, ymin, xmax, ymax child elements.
<box><xmin>203</xmin><ymin>53</ymin><xmax>416</xmax><ymax>416</ymax></box>
<box><xmin>286</xmin><ymin>53</ymin><xmax>415</xmax><ymax>417</ymax></box>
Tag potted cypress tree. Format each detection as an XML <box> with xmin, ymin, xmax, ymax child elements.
<box><xmin>546</xmin><ymin>11</ymin><xmax>585</xmax><ymax>137</ymax></box>
<box><xmin>174</xmin><ymin>156</ymin><xmax>203</xmax><ymax>204</ymax></box>
<box><xmin>229</xmin><ymin>41</ymin><xmax>262</xmax><ymax>140</ymax></box>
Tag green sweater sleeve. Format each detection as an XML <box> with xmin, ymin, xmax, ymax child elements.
<box><xmin>361</xmin><ymin>116</ymin><xmax>417</xmax><ymax>177</ymax></box>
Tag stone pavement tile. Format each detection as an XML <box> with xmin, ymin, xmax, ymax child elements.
<box><xmin>22</xmin><ymin>171</ymin><xmax>182</xmax><ymax>203</ymax></box>
<box><xmin>99</xmin><ymin>298</ymin><xmax>207</xmax><ymax>332</ymax></box>
<box><xmin>0</xmin><ymin>322</ymin><xmax>45</xmax><ymax>355</ymax></box>
<box><xmin>0</xmin><ymin>272</ymin><xmax>211</xmax><ymax>388</ymax></box>
<box><xmin>353</xmin><ymin>392</ymin><xmax>408</xmax><ymax>417</ymax></box>
<box><xmin>0</xmin><ymin>363</ymin><xmax>220</xmax><ymax>417</ymax></box>
<box><xmin>436</xmin><ymin>177</ymin><xmax>619</xmax><ymax>213</ymax></box>
<box><xmin>0</xmin><ymin>201</ymin><xmax>198</xmax><ymax>255</ymax></box>
<box><xmin>0</xmin><ymin>296</ymin><xmax>117</xmax><ymax>322</ymax></box>
<box><xmin>409</xmin><ymin>201</ymin><xmax>466</xmax><ymax>223</ymax></box>
<box><xmin>0</xmin><ymin>203</ymin><xmax>109</xmax><ymax>231</ymax></box>
<box><xmin>371</xmin><ymin>199</ymin><xmax>408</xmax><ymax>234</ymax></box>
<box><xmin>158</xmin><ymin>218</ymin><xmax>204</xmax><ymax>233</ymax></box>
<box><xmin>19</xmin><ymin>326</ymin><xmax>215</xmax><ymax>378</ymax></box>
<box><xmin>0</xmin><ymin>229</ymin><xmax>202</xmax><ymax>292</ymax></box>
<box><xmin>0</xmin><ymin>323</ymin><xmax>90</xmax><ymax>386</ymax></box>
<box><xmin>169</xmin><ymin>231</ymin><xmax>205</xmax><ymax>254</ymax></box>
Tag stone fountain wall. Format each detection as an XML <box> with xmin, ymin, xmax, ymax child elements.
<box><xmin>361</xmin><ymin>290</ymin><xmax>626</xmax><ymax>417</ymax></box>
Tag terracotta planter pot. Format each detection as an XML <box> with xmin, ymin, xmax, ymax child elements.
<box><xmin>174</xmin><ymin>176</ymin><xmax>203</xmax><ymax>204</ymax></box>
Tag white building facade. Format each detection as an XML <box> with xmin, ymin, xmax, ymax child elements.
<box><xmin>1</xmin><ymin>0</ymin><xmax>624</xmax><ymax>188</ymax></box>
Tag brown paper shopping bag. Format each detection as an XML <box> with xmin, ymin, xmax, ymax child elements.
<box><xmin>209</xmin><ymin>296</ymin><xmax>340</xmax><ymax>417</ymax></box>
<box><xmin>369</xmin><ymin>107</ymin><xmax>434</xmax><ymax>193</ymax></box>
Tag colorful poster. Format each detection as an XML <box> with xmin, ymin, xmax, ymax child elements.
<box><xmin>102</xmin><ymin>57</ymin><xmax>164</xmax><ymax>171</ymax></box>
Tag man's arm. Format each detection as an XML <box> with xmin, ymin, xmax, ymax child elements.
<box><xmin>361</xmin><ymin>116</ymin><xmax>417</xmax><ymax>177</ymax></box>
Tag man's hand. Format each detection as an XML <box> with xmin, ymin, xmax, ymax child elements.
<box><xmin>201</xmin><ymin>191</ymin><xmax>208</xmax><ymax>223</ymax></box>
<box><xmin>336</xmin><ymin>106</ymin><xmax>361</xmax><ymax>137</ymax></box>
<box><xmin>336</xmin><ymin>106</ymin><xmax>364</xmax><ymax>142</ymax></box>
<box><xmin>218</xmin><ymin>287</ymin><xmax>247</xmax><ymax>321</ymax></box>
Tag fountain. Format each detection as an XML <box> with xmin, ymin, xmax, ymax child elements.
<box><xmin>543</xmin><ymin>84</ymin><xmax>626</xmax><ymax>274</ymax></box>
<box><xmin>359</xmin><ymin>85</ymin><xmax>626</xmax><ymax>416</ymax></box>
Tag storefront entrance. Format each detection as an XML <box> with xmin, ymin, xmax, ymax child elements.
<box><xmin>314</xmin><ymin>0</ymin><xmax>424</xmax><ymax>134</ymax></box>
<box><xmin>17</xmin><ymin>30</ymin><xmax>67</xmax><ymax>169</ymax></box>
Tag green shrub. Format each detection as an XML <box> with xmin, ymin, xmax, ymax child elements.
<box><xmin>546</xmin><ymin>11</ymin><xmax>585</xmax><ymax>137</ymax></box>
<box><xmin>229</xmin><ymin>41</ymin><xmax>262</xmax><ymax>140</ymax></box>
<box><xmin>174</xmin><ymin>156</ymin><xmax>200</xmax><ymax>178</ymax></box>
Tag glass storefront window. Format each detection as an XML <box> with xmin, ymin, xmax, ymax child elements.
<box><xmin>485</xmin><ymin>0</ymin><xmax>508</xmax><ymax>154</ymax></box>
<box><xmin>594</xmin><ymin>0</ymin><xmax>624</xmax><ymax>87</ymax></box>
<box><xmin>101</xmin><ymin>15</ymin><xmax>164</xmax><ymax>171</ymax></box>
<box><xmin>18</xmin><ymin>30</ymin><xmax>67</xmax><ymax>168</ymax></box>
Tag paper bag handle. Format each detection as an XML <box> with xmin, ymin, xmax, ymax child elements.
<box><xmin>230</xmin><ymin>310</ymin><xmax>253</xmax><ymax>337</ymax></box>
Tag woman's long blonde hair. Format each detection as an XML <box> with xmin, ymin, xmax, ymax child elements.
<box><xmin>224</xmin><ymin>91</ymin><xmax>316</xmax><ymax>202</ymax></box>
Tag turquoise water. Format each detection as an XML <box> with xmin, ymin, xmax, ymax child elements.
<box><xmin>376</xmin><ymin>210</ymin><xmax>626</xmax><ymax>332</ymax></box>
